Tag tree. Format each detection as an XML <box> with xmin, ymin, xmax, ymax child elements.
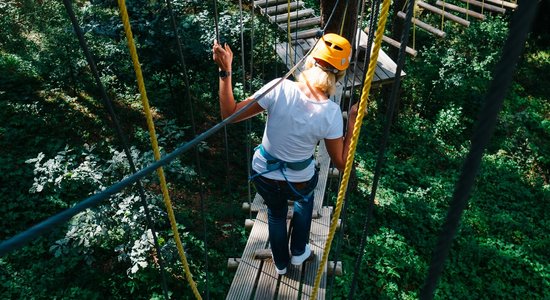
<box><xmin>320</xmin><ymin>0</ymin><xmax>359</xmax><ymax>42</ymax></box>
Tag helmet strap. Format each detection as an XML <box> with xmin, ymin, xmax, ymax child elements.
<box><xmin>314</xmin><ymin>61</ymin><xmax>339</xmax><ymax>74</ymax></box>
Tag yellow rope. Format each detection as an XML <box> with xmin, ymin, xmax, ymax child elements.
<box><xmin>413</xmin><ymin>4</ymin><xmax>417</xmax><ymax>50</ymax></box>
<box><xmin>287</xmin><ymin>0</ymin><xmax>294</xmax><ymax>73</ymax></box>
<box><xmin>339</xmin><ymin>2</ymin><xmax>349</xmax><ymax>36</ymax></box>
<box><xmin>440</xmin><ymin>1</ymin><xmax>445</xmax><ymax>31</ymax></box>
<box><xmin>117</xmin><ymin>0</ymin><xmax>202</xmax><ymax>299</ymax></box>
<box><xmin>310</xmin><ymin>0</ymin><xmax>391</xmax><ymax>297</ymax></box>
<box><xmin>466</xmin><ymin>1</ymin><xmax>469</xmax><ymax>21</ymax></box>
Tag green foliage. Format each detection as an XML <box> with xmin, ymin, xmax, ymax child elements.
<box><xmin>332</xmin><ymin>9</ymin><xmax>549</xmax><ymax>300</ymax></box>
<box><xmin>403</xmin><ymin>16</ymin><xmax>508</xmax><ymax>122</ymax></box>
<box><xmin>0</xmin><ymin>52</ymin><xmax>41</xmax><ymax>99</ymax></box>
<box><xmin>1</xmin><ymin>0</ymin><xmax>548</xmax><ymax>299</ymax></box>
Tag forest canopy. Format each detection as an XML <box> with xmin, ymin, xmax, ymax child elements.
<box><xmin>0</xmin><ymin>0</ymin><xmax>548</xmax><ymax>299</ymax></box>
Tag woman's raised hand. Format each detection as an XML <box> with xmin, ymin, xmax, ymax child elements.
<box><xmin>212</xmin><ymin>40</ymin><xmax>233</xmax><ymax>71</ymax></box>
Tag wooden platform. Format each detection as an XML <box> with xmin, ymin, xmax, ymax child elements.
<box><xmin>256</xmin><ymin>0</ymin><xmax>403</xmax><ymax>87</ymax></box>
<box><xmin>276</xmin><ymin>36</ymin><xmax>404</xmax><ymax>88</ymax></box>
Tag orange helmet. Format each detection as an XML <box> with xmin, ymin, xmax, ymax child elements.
<box><xmin>311</xmin><ymin>33</ymin><xmax>352</xmax><ymax>71</ymax></box>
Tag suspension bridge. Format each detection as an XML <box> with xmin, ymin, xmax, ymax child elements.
<box><xmin>0</xmin><ymin>0</ymin><xmax>536</xmax><ymax>299</ymax></box>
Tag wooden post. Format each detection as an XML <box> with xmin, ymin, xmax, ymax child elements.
<box><xmin>253</xmin><ymin>0</ymin><xmax>289</xmax><ymax>7</ymax></box>
<box><xmin>365</xmin><ymin>28</ymin><xmax>418</xmax><ymax>57</ymax></box>
<box><xmin>245</xmin><ymin>219</ymin><xmax>254</xmax><ymax>230</ymax></box>
<box><xmin>389</xmin><ymin>0</ymin><xmax>408</xmax><ymax>59</ymax></box>
<box><xmin>417</xmin><ymin>1</ymin><xmax>471</xmax><ymax>27</ymax></box>
<box><xmin>397</xmin><ymin>11</ymin><xmax>447</xmax><ymax>38</ymax></box>
<box><xmin>484</xmin><ymin>0</ymin><xmax>517</xmax><ymax>9</ymax></box>
<box><xmin>328</xmin><ymin>167</ymin><xmax>340</xmax><ymax>178</ymax></box>
<box><xmin>327</xmin><ymin>261</ymin><xmax>343</xmax><ymax>276</ymax></box>
<box><xmin>253</xmin><ymin>248</ymin><xmax>273</xmax><ymax>259</ymax></box>
<box><xmin>242</xmin><ymin>202</ymin><xmax>251</xmax><ymax>212</ymax></box>
<box><xmin>457</xmin><ymin>0</ymin><xmax>506</xmax><ymax>14</ymax></box>
<box><xmin>320</xmin><ymin>0</ymin><xmax>359</xmax><ymax>41</ymax></box>
<box><xmin>227</xmin><ymin>258</ymin><xmax>241</xmax><ymax>271</ymax></box>
<box><xmin>263</xmin><ymin>1</ymin><xmax>303</xmax><ymax>16</ymax></box>
<box><xmin>435</xmin><ymin>1</ymin><xmax>486</xmax><ymax>20</ymax></box>
<box><xmin>381</xmin><ymin>34</ymin><xmax>419</xmax><ymax>56</ymax></box>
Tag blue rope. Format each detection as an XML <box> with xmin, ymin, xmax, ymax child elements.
<box><xmin>61</xmin><ymin>0</ymin><xmax>170</xmax><ymax>298</ymax></box>
<box><xmin>1</xmin><ymin>0</ymin><xmax>354</xmax><ymax>257</ymax></box>
<box><xmin>0</xmin><ymin>39</ymin><xmax>317</xmax><ymax>256</ymax></box>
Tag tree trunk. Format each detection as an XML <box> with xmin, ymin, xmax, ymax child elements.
<box><xmin>389</xmin><ymin>0</ymin><xmax>407</xmax><ymax>60</ymax></box>
<box><xmin>320</xmin><ymin>0</ymin><xmax>359</xmax><ymax>42</ymax></box>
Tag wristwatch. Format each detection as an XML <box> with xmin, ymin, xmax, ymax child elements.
<box><xmin>219</xmin><ymin>70</ymin><xmax>231</xmax><ymax>78</ymax></box>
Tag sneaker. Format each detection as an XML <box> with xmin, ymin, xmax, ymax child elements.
<box><xmin>276</xmin><ymin>266</ymin><xmax>287</xmax><ymax>275</ymax></box>
<box><xmin>271</xmin><ymin>252</ymin><xmax>287</xmax><ymax>275</ymax></box>
<box><xmin>291</xmin><ymin>244</ymin><xmax>311</xmax><ymax>266</ymax></box>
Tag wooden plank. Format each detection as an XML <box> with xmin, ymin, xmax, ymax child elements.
<box><xmin>227</xmin><ymin>258</ymin><xmax>241</xmax><ymax>271</ymax></box>
<box><xmin>290</xmin><ymin>28</ymin><xmax>320</xmax><ymax>40</ymax></box>
<box><xmin>398</xmin><ymin>11</ymin><xmax>447</xmax><ymax>38</ymax></box>
<box><xmin>254</xmin><ymin>253</ymin><xmax>280</xmax><ymax>299</ymax></box>
<box><xmin>302</xmin><ymin>38</ymin><xmax>317</xmax><ymax>51</ymax></box>
<box><xmin>294</xmin><ymin>38</ymin><xmax>315</xmax><ymax>57</ymax></box>
<box><xmin>457</xmin><ymin>0</ymin><xmax>506</xmax><ymax>13</ymax></box>
<box><xmin>485</xmin><ymin>0</ymin><xmax>517</xmax><ymax>9</ymax></box>
<box><xmin>226</xmin><ymin>210</ymin><xmax>270</xmax><ymax>300</ymax></box>
<box><xmin>269</xmin><ymin>8</ymin><xmax>315</xmax><ymax>23</ymax></box>
<box><xmin>327</xmin><ymin>261</ymin><xmax>342</xmax><ymax>276</ymax></box>
<box><xmin>254</xmin><ymin>248</ymin><xmax>273</xmax><ymax>259</ymax></box>
<box><xmin>364</xmin><ymin>27</ymin><xmax>417</xmax><ymax>57</ymax></box>
<box><xmin>355</xmin><ymin>29</ymin><xmax>406</xmax><ymax>83</ymax></box>
<box><xmin>435</xmin><ymin>0</ymin><xmax>486</xmax><ymax>20</ymax></box>
<box><xmin>277</xmin><ymin>261</ymin><xmax>303</xmax><ymax>299</ymax></box>
<box><xmin>262</xmin><ymin>1</ymin><xmax>303</xmax><ymax>16</ymax></box>
<box><xmin>382</xmin><ymin>35</ymin><xmax>418</xmax><ymax>56</ymax></box>
<box><xmin>254</xmin><ymin>210</ymin><xmax>290</xmax><ymax>299</ymax></box>
<box><xmin>312</xmin><ymin>141</ymin><xmax>331</xmax><ymax>214</ymax></box>
<box><xmin>417</xmin><ymin>0</ymin><xmax>471</xmax><ymax>27</ymax></box>
<box><xmin>301</xmin><ymin>206</ymin><xmax>332</xmax><ymax>299</ymax></box>
<box><xmin>254</xmin><ymin>211</ymin><xmax>294</xmax><ymax>299</ymax></box>
<box><xmin>251</xmin><ymin>193</ymin><xmax>266</xmax><ymax>212</ymax></box>
<box><xmin>275</xmin><ymin>40</ymin><xmax>402</xmax><ymax>91</ymax></box>
<box><xmin>254</xmin><ymin>0</ymin><xmax>289</xmax><ymax>8</ymax></box>
<box><xmin>278</xmin><ymin>16</ymin><xmax>321</xmax><ymax>31</ymax></box>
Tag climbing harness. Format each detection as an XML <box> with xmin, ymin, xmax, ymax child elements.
<box><xmin>250</xmin><ymin>144</ymin><xmax>314</xmax><ymax>200</ymax></box>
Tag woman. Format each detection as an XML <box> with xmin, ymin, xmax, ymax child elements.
<box><xmin>213</xmin><ymin>33</ymin><xmax>358</xmax><ymax>275</ymax></box>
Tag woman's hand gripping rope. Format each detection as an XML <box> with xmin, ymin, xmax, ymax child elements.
<box><xmin>212</xmin><ymin>40</ymin><xmax>233</xmax><ymax>73</ymax></box>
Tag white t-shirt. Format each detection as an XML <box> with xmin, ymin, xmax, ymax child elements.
<box><xmin>251</xmin><ymin>78</ymin><xmax>343</xmax><ymax>182</ymax></box>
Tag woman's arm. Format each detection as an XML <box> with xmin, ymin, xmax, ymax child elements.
<box><xmin>212</xmin><ymin>40</ymin><xmax>264</xmax><ymax>122</ymax></box>
<box><xmin>324</xmin><ymin>104</ymin><xmax>359</xmax><ymax>171</ymax></box>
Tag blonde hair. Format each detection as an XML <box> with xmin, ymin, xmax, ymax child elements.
<box><xmin>298</xmin><ymin>56</ymin><xmax>346</xmax><ymax>96</ymax></box>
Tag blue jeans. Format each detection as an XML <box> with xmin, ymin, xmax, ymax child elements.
<box><xmin>251</xmin><ymin>170</ymin><xmax>319</xmax><ymax>270</ymax></box>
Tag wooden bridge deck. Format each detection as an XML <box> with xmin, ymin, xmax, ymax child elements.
<box><xmin>227</xmin><ymin>143</ymin><xmax>338</xmax><ymax>300</ymax></box>
<box><xmin>276</xmin><ymin>35</ymin><xmax>404</xmax><ymax>88</ymax></box>
<box><xmin>255</xmin><ymin>0</ymin><xmax>404</xmax><ymax>87</ymax></box>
